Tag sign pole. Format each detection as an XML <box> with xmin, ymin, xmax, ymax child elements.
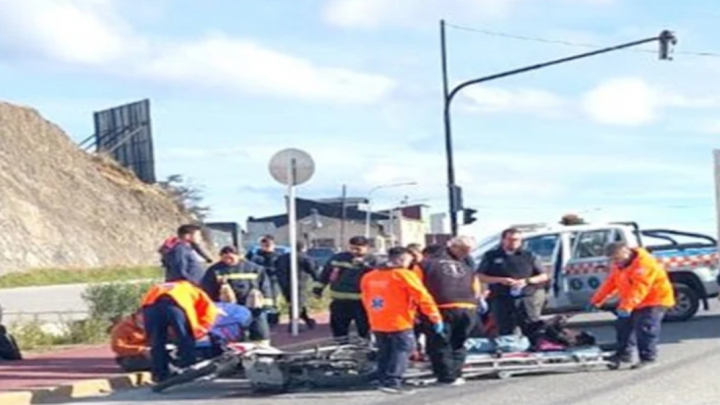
<box><xmin>288</xmin><ymin>158</ymin><xmax>300</xmax><ymax>337</ymax></box>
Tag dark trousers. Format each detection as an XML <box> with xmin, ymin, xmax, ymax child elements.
<box><xmin>248</xmin><ymin>308</ymin><xmax>271</xmax><ymax>342</ymax></box>
<box><xmin>375</xmin><ymin>330</ymin><xmax>415</xmax><ymax>388</ymax></box>
<box><xmin>426</xmin><ymin>308</ymin><xmax>476</xmax><ymax>383</ymax></box>
<box><xmin>143</xmin><ymin>297</ymin><xmax>196</xmax><ymax>382</ymax></box>
<box><xmin>615</xmin><ymin>306</ymin><xmax>666</xmax><ymax>362</ymax></box>
<box><xmin>491</xmin><ymin>289</ymin><xmax>545</xmax><ymax>336</ymax></box>
<box><xmin>115</xmin><ymin>355</ymin><xmax>152</xmax><ymax>372</ymax></box>
<box><xmin>329</xmin><ymin>299</ymin><xmax>370</xmax><ymax>339</ymax></box>
<box><xmin>281</xmin><ymin>289</ymin><xmax>315</xmax><ymax>326</ymax></box>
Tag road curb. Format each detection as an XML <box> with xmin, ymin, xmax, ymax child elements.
<box><xmin>0</xmin><ymin>372</ymin><xmax>152</xmax><ymax>405</ymax></box>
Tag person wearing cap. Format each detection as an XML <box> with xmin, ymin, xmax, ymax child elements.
<box><xmin>313</xmin><ymin>236</ymin><xmax>378</xmax><ymax>340</ymax></box>
<box><xmin>246</xmin><ymin>235</ymin><xmax>283</xmax><ymax>324</ymax></box>
<box><xmin>361</xmin><ymin>246</ymin><xmax>443</xmax><ymax>394</ymax></box>
<box><xmin>589</xmin><ymin>241</ymin><xmax>675</xmax><ymax>370</ymax></box>
<box><xmin>200</xmin><ymin>246</ymin><xmax>274</xmax><ymax>345</ymax></box>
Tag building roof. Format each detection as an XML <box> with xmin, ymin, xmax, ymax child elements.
<box><xmin>247</xmin><ymin>198</ymin><xmax>389</xmax><ymax>228</ymax></box>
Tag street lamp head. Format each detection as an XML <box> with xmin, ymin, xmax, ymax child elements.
<box><xmin>659</xmin><ymin>30</ymin><xmax>677</xmax><ymax>61</ymax></box>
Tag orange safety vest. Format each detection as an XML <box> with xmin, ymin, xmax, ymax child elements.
<box><xmin>591</xmin><ymin>248</ymin><xmax>676</xmax><ymax>312</ymax></box>
<box><xmin>361</xmin><ymin>267</ymin><xmax>441</xmax><ymax>333</ymax></box>
<box><xmin>141</xmin><ymin>281</ymin><xmax>219</xmax><ymax>339</ymax></box>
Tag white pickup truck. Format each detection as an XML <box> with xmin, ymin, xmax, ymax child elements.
<box><xmin>472</xmin><ymin>222</ymin><xmax>720</xmax><ymax>322</ymax></box>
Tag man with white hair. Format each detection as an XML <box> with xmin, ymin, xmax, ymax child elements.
<box><xmin>419</xmin><ymin>235</ymin><xmax>481</xmax><ymax>386</ymax></box>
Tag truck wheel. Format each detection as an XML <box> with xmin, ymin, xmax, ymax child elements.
<box><xmin>664</xmin><ymin>283</ymin><xmax>699</xmax><ymax>323</ymax></box>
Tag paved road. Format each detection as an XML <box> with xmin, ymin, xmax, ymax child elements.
<box><xmin>70</xmin><ymin>301</ymin><xmax>720</xmax><ymax>405</ymax></box>
<box><xmin>0</xmin><ymin>284</ymin><xmax>89</xmax><ymax>323</ymax></box>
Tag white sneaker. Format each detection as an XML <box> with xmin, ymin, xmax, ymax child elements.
<box><xmin>444</xmin><ymin>378</ymin><xmax>466</xmax><ymax>386</ymax></box>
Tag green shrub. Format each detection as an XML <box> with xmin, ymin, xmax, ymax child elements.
<box><xmin>82</xmin><ymin>280</ymin><xmax>158</xmax><ymax>322</ymax></box>
<box><xmin>0</xmin><ymin>266</ymin><xmax>162</xmax><ymax>288</ymax></box>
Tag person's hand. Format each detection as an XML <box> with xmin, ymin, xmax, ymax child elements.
<box><xmin>477</xmin><ymin>298</ymin><xmax>489</xmax><ymax>315</ymax></box>
<box><xmin>433</xmin><ymin>322</ymin><xmax>445</xmax><ymax>335</ymax></box>
<box><xmin>615</xmin><ymin>309</ymin><xmax>632</xmax><ymax>319</ymax></box>
<box><xmin>584</xmin><ymin>303</ymin><xmax>599</xmax><ymax>313</ymax></box>
<box><xmin>512</xmin><ymin>278</ymin><xmax>528</xmax><ymax>289</ymax></box>
<box><xmin>500</xmin><ymin>278</ymin><xmax>516</xmax><ymax>286</ymax></box>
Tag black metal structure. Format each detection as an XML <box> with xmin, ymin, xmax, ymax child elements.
<box><xmin>92</xmin><ymin>99</ymin><xmax>156</xmax><ymax>184</ymax></box>
<box><xmin>440</xmin><ymin>20</ymin><xmax>677</xmax><ymax>236</ymax></box>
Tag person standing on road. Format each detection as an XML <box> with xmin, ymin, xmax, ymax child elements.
<box><xmin>159</xmin><ymin>224</ymin><xmax>207</xmax><ymax>285</ymax></box>
<box><xmin>407</xmin><ymin>243</ymin><xmax>428</xmax><ymax>360</ymax></box>
<box><xmin>477</xmin><ymin>228</ymin><xmax>549</xmax><ymax>336</ymax></box>
<box><xmin>140</xmin><ymin>280</ymin><xmax>218</xmax><ymax>383</ymax></box>
<box><xmin>313</xmin><ymin>236</ymin><xmax>378</xmax><ymax>340</ymax></box>
<box><xmin>246</xmin><ymin>235</ymin><xmax>282</xmax><ymax>324</ymax></box>
<box><xmin>361</xmin><ymin>246</ymin><xmax>443</xmax><ymax>394</ymax></box>
<box><xmin>201</xmin><ymin>246</ymin><xmax>274</xmax><ymax>345</ymax></box>
<box><xmin>589</xmin><ymin>242</ymin><xmax>675</xmax><ymax>370</ymax></box>
<box><xmin>421</xmin><ymin>236</ymin><xmax>481</xmax><ymax>386</ymax></box>
<box><xmin>275</xmin><ymin>241</ymin><xmax>319</xmax><ymax>331</ymax></box>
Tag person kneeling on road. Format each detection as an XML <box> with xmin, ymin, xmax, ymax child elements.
<box><xmin>141</xmin><ymin>280</ymin><xmax>219</xmax><ymax>383</ymax></box>
<box><xmin>589</xmin><ymin>242</ymin><xmax>675</xmax><ymax>370</ymax></box>
<box><xmin>110</xmin><ymin>309</ymin><xmax>151</xmax><ymax>372</ymax></box>
<box><xmin>361</xmin><ymin>247</ymin><xmax>443</xmax><ymax>394</ymax></box>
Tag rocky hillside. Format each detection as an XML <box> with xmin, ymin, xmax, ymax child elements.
<box><xmin>0</xmin><ymin>101</ymin><xmax>191</xmax><ymax>273</ymax></box>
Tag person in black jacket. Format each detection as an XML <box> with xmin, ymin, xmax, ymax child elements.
<box><xmin>313</xmin><ymin>236</ymin><xmax>377</xmax><ymax>340</ymax></box>
<box><xmin>201</xmin><ymin>246</ymin><xmax>274</xmax><ymax>344</ymax></box>
<box><xmin>275</xmin><ymin>241</ymin><xmax>319</xmax><ymax>331</ymax></box>
<box><xmin>246</xmin><ymin>235</ymin><xmax>282</xmax><ymax>324</ymax></box>
<box><xmin>477</xmin><ymin>228</ymin><xmax>549</xmax><ymax>337</ymax></box>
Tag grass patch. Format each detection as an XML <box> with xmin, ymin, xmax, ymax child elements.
<box><xmin>0</xmin><ymin>266</ymin><xmax>162</xmax><ymax>289</ymax></box>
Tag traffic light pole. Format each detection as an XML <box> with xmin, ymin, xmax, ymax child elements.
<box><xmin>440</xmin><ymin>19</ymin><xmax>676</xmax><ymax>236</ymax></box>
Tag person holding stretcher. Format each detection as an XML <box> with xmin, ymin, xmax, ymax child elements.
<box><xmin>361</xmin><ymin>247</ymin><xmax>444</xmax><ymax>395</ymax></box>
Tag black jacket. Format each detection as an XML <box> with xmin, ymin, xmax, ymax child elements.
<box><xmin>316</xmin><ymin>252</ymin><xmax>377</xmax><ymax>300</ymax></box>
<box><xmin>200</xmin><ymin>259</ymin><xmax>274</xmax><ymax>307</ymax></box>
<box><xmin>477</xmin><ymin>247</ymin><xmax>545</xmax><ymax>297</ymax></box>
<box><xmin>421</xmin><ymin>249</ymin><xmax>477</xmax><ymax>308</ymax></box>
<box><xmin>162</xmin><ymin>242</ymin><xmax>206</xmax><ymax>285</ymax></box>
<box><xmin>246</xmin><ymin>249</ymin><xmax>282</xmax><ymax>278</ymax></box>
<box><xmin>275</xmin><ymin>252</ymin><xmax>318</xmax><ymax>305</ymax></box>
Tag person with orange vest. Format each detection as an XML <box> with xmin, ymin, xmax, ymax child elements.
<box><xmin>361</xmin><ymin>246</ymin><xmax>443</xmax><ymax>395</ymax></box>
<box><xmin>589</xmin><ymin>242</ymin><xmax>676</xmax><ymax>370</ymax></box>
<box><xmin>110</xmin><ymin>309</ymin><xmax>150</xmax><ymax>372</ymax></box>
<box><xmin>140</xmin><ymin>280</ymin><xmax>219</xmax><ymax>382</ymax></box>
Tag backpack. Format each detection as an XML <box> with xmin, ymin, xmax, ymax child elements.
<box><xmin>0</xmin><ymin>325</ymin><xmax>22</xmax><ymax>361</ymax></box>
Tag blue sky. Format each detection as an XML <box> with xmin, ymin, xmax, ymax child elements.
<box><xmin>0</xmin><ymin>0</ymin><xmax>719</xmax><ymax>240</ymax></box>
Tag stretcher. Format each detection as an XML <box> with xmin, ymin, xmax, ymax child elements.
<box><xmin>152</xmin><ymin>336</ymin><xmax>615</xmax><ymax>393</ymax></box>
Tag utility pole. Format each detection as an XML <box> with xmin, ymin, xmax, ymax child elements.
<box><xmin>339</xmin><ymin>184</ymin><xmax>347</xmax><ymax>245</ymax></box>
<box><xmin>440</xmin><ymin>19</ymin><xmax>677</xmax><ymax>237</ymax></box>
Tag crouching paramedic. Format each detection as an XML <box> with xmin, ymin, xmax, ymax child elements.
<box><xmin>361</xmin><ymin>247</ymin><xmax>443</xmax><ymax>394</ymax></box>
<box><xmin>421</xmin><ymin>236</ymin><xmax>481</xmax><ymax>386</ymax></box>
<box><xmin>141</xmin><ymin>280</ymin><xmax>218</xmax><ymax>383</ymax></box>
<box><xmin>110</xmin><ymin>309</ymin><xmax>150</xmax><ymax>372</ymax></box>
<box><xmin>589</xmin><ymin>242</ymin><xmax>675</xmax><ymax>370</ymax></box>
<box><xmin>201</xmin><ymin>246</ymin><xmax>274</xmax><ymax>345</ymax></box>
<box><xmin>313</xmin><ymin>236</ymin><xmax>377</xmax><ymax>340</ymax></box>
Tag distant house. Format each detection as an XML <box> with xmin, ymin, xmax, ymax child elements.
<box><xmin>245</xmin><ymin>198</ymin><xmax>428</xmax><ymax>251</ymax></box>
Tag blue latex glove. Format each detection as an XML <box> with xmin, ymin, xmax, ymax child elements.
<box><xmin>433</xmin><ymin>322</ymin><xmax>445</xmax><ymax>335</ymax></box>
<box><xmin>584</xmin><ymin>303</ymin><xmax>599</xmax><ymax>313</ymax></box>
<box><xmin>477</xmin><ymin>298</ymin><xmax>489</xmax><ymax>315</ymax></box>
<box><xmin>616</xmin><ymin>309</ymin><xmax>632</xmax><ymax>319</ymax></box>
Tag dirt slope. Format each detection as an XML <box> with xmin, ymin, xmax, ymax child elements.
<box><xmin>0</xmin><ymin>101</ymin><xmax>191</xmax><ymax>273</ymax></box>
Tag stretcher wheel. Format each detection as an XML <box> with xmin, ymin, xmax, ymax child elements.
<box><xmin>496</xmin><ymin>371</ymin><xmax>511</xmax><ymax>380</ymax></box>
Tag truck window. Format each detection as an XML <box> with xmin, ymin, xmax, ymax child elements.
<box><xmin>523</xmin><ymin>234</ymin><xmax>559</xmax><ymax>263</ymax></box>
<box><xmin>572</xmin><ymin>230</ymin><xmax>613</xmax><ymax>259</ymax></box>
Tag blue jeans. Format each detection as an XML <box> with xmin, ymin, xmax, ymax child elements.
<box><xmin>143</xmin><ymin>297</ymin><xmax>196</xmax><ymax>382</ymax></box>
<box><xmin>615</xmin><ymin>306</ymin><xmax>666</xmax><ymax>362</ymax></box>
<box><xmin>375</xmin><ymin>330</ymin><xmax>415</xmax><ymax>388</ymax></box>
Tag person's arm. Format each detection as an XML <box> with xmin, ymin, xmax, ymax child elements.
<box><xmin>520</xmin><ymin>254</ymin><xmax>550</xmax><ymax>287</ymax></box>
<box><xmin>110</xmin><ymin>323</ymin><xmax>146</xmax><ymax>357</ymax></box>
<box><xmin>255</xmin><ymin>263</ymin><xmax>275</xmax><ymax>307</ymax></box>
<box><xmin>314</xmin><ymin>255</ymin><xmax>336</xmax><ymax>292</ymax></box>
<box><xmin>199</xmin><ymin>265</ymin><xmax>221</xmax><ymax>302</ymax></box>
<box><xmin>194</xmin><ymin>290</ymin><xmax>219</xmax><ymax>337</ymax></box>
<box><xmin>303</xmin><ymin>256</ymin><xmax>319</xmax><ymax>281</ymax></box>
<box><xmin>400</xmin><ymin>271</ymin><xmax>442</xmax><ymax>325</ymax></box>
<box><xmin>591</xmin><ymin>268</ymin><xmax>619</xmax><ymax>307</ymax></box>
<box><xmin>617</xmin><ymin>261</ymin><xmax>659</xmax><ymax>312</ymax></box>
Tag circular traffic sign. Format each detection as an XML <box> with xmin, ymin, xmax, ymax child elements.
<box><xmin>269</xmin><ymin>148</ymin><xmax>315</xmax><ymax>186</ymax></box>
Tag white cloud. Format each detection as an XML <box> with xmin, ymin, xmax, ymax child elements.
<box><xmin>0</xmin><ymin>0</ymin><xmax>143</xmax><ymax>65</ymax></box>
<box><xmin>139</xmin><ymin>36</ymin><xmax>395</xmax><ymax>104</ymax></box>
<box><xmin>0</xmin><ymin>0</ymin><xmax>395</xmax><ymax>104</ymax></box>
<box><xmin>463</xmin><ymin>87</ymin><xmax>567</xmax><ymax>118</ymax></box>
<box><xmin>323</xmin><ymin>0</ymin><xmax>512</xmax><ymax>29</ymax></box>
<box><xmin>581</xmin><ymin>78</ymin><xmax>658</xmax><ymax>126</ymax></box>
<box><xmin>581</xmin><ymin>77</ymin><xmax>720</xmax><ymax>127</ymax></box>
